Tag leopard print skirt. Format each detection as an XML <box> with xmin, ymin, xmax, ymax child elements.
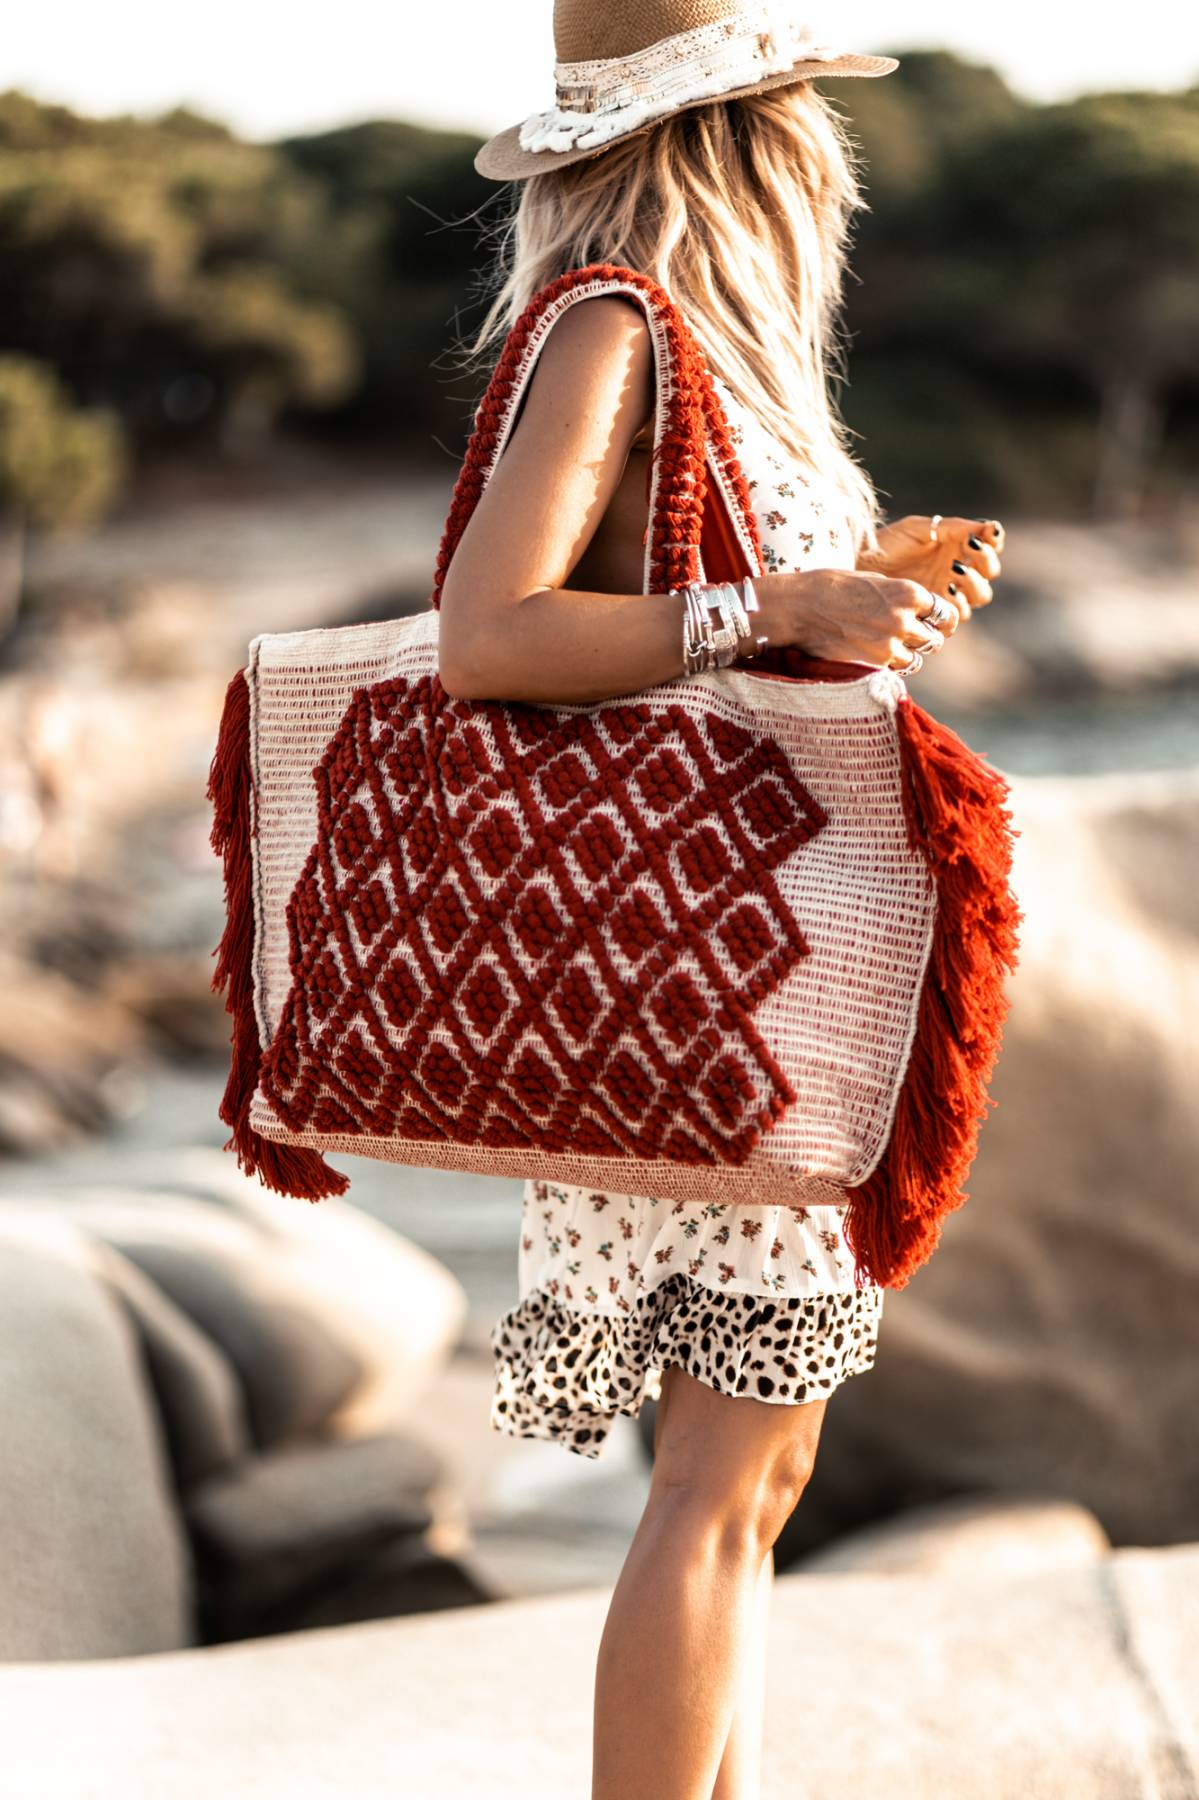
<box><xmin>490</xmin><ymin>1180</ymin><xmax>885</xmax><ymax>1459</ymax></box>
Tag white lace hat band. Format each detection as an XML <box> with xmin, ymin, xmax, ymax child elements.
<box><xmin>521</xmin><ymin>11</ymin><xmax>845</xmax><ymax>154</ymax></box>
<box><xmin>476</xmin><ymin>2</ymin><xmax>898</xmax><ymax>181</ymax></box>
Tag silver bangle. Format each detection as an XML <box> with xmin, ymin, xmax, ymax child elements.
<box><xmin>683</xmin><ymin>584</ymin><xmax>719</xmax><ymax>676</ymax></box>
<box><xmin>708</xmin><ymin>589</ymin><xmax>741</xmax><ymax>667</ymax></box>
<box><xmin>682</xmin><ymin>587</ymin><xmax>708</xmax><ymax>676</ymax></box>
<box><xmin>715</xmin><ymin>581</ymin><xmax>751</xmax><ymax>640</ymax></box>
<box><xmin>681</xmin><ymin>582</ymin><xmax>716</xmax><ymax>676</ymax></box>
<box><xmin>680</xmin><ymin>578</ymin><xmax>764</xmax><ymax>677</ymax></box>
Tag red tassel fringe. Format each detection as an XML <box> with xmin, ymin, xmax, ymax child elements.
<box><xmin>841</xmin><ymin>697</ymin><xmax>1022</xmax><ymax>1291</ymax></box>
<box><xmin>207</xmin><ymin>667</ymin><xmax>350</xmax><ymax>1202</ymax></box>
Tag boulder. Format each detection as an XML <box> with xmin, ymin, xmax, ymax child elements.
<box><xmin>0</xmin><ymin>1172</ymin><xmax>476</xmax><ymax>1657</ymax></box>
<box><xmin>0</xmin><ymin>1541</ymin><xmax>1193</xmax><ymax>1797</ymax></box>
<box><xmin>89</xmin><ymin>1238</ymin><xmax>250</xmax><ymax>1491</ymax></box>
<box><xmin>184</xmin><ymin>1432</ymin><xmax>446</xmax><ymax>1633</ymax></box>
<box><xmin>776</xmin><ymin>767</ymin><xmax>1199</xmax><ymax>1562</ymax></box>
<box><xmin>793</xmin><ymin>1493</ymin><xmax>1111</xmax><ymax>1577</ymax></box>
<box><xmin>51</xmin><ymin>1168</ymin><xmax>470</xmax><ymax>1452</ymax></box>
<box><xmin>0</xmin><ymin>1209</ymin><xmax>194</xmax><ymax>1661</ymax></box>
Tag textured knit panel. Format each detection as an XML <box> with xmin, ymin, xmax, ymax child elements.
<box><xmin>244</xmin><ymin>611</ymin><xmax>933</xmax><ymax>1201</ymax></box>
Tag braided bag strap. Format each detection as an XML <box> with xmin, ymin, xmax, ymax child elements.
<box><xmin>429</xmin><ymin>262</ymin><xmax>759</xmax><ymax>608</ymax></box>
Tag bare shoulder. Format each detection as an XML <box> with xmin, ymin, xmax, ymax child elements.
<box><xmin>438</xmin><ymin>289</ymin><xmax>659</xmax><ymax>638</ymax></box>
<box><xmin>517</xmin><ymin>292</ymin><xmax>655</xmax><ymax>435</ymax></box>
<box><xmin>537</xmin><ymin>290</ymin><xmax>655</xmax><ymax>367</ymax></box>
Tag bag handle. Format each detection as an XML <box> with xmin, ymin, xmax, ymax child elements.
<box><xmin>429</xmin><ymin>261</ymin><xmax>869</xmax><ymax>685</ymax></box>
<box><xmin>430</xmin><ymin>262</ymin><xmax>762</xmax><ymax>608</ymax></box>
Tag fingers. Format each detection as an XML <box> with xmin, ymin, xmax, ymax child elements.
<box><xmin>873</xmin><ymin>578</ymin><xmax>958</xmax><ymax>671</ymax></box>
<box><xmin>893</xmin><ymin>588</ymin><xmax>948</xmax><ymax>663</ymax></box>
<box><xmin>918</xmin><ymin>591</ymin><xmax>962</xmax><ymax>637</ymax></box>
<box><xmin>900</xmin><ymin>622</ymin><xmax>945</xmax><ymax>655</ymax></box>
<box><xmin>948</xmin><ymin>564</ymin><xmax>992</xmax><ymax>612</ymax></box>
<box><xmin>945</xmin><ymin>517</ymin><xmax>1003</xmax><ymax>583</ymax></box>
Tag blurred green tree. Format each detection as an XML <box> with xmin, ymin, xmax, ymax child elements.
<box><xmin>826</xmin><ymin>48</ymin><xmax>1025</xmax><ymax>209</ymax></box>
<box><xmin>0</xmin><ymin>70</ymin><xmax>1194</xmax><ymax>523</ymax></box>
<box><xmin>0</xmin><ymin>90</ymin><xmax>363</xmax><ymax>456</ymax></box>
<box><xmin>951</xmin><ymin>93</ymin><xmax>1199</xmax><ymax>519</ymax></box>
<box><xmin>276</xmin><ymin>119</ymin><xmax>500</xmax><ymax>456</ymax></box>
<box><xmin>848</xmin><ymin>86</ymin><xmax>1199</xmax><ymax>520</ymax></box>
<box><xmin>0</xmin><ymin>352</ymin><xmax>126</xmax><ymax>629</ymax></box>
<box><xmin>0</xmin><ymin>353</ymin><xmax>125</xmax><ymax>527</ymax></box>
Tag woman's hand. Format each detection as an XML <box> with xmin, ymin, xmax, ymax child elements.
<box><xmin>857</xmin><ymin>515</ymin><xmax>1005</xmax><ymax>621</ymax></box>
<box><xmin>765</xmin><ymin>567</ymin><xmax>959</xmax><ymax>673</ymax></box>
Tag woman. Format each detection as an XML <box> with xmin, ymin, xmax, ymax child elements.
<box><xmin>439</xmin><ymin>5</ymin><xmax>1005</xmax><ymax>1796</ymax></box>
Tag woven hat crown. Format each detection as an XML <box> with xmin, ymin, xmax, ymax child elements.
<box><xmin>555</xmin><ymin>0</ymin><xmax>754</xmax><ymax>61</ymax></box>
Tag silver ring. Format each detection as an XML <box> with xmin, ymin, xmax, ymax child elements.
<box><xmin>929</xmin><ymin>514</ymin><xmax>943</xmax><ymax>543</ymax></box>
<box><xmin>921</xmin><ymin>595</ymin><xmax>956</xmax><ymax>630</ymax></box>
<box><xmin>903</xmin><ymin>650</ymin><xmax>924</xmax><ymax>675</ymax></box>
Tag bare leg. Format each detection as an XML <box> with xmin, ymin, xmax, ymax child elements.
<box><xmin>591</xmin><ymin>1362</ymin><xmax>827</xmax><ymax>1800</ymax></box>
<box><xmin>711</xmin><ymin>1545</ymin><xmax>773</xmax><ymax>1800</ymax></box>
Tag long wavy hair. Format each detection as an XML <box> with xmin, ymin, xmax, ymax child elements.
<box><xmin>464</xmin><ymin>80</ymin><xmax>883</xmax><ymax>559</ymax></box>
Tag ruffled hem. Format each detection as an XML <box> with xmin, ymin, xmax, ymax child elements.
<box><xmin>489</xmin><ymin>1272</ymin><xmax>883</xmax><ymax>1459</ymax></box>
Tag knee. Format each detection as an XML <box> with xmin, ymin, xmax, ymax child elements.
<box><xmin>649</xmin><ymin>1442</ymin><xmax>816</xmax><ymax>1558</ymax></box>
<box><xmin>751</xmin><ymin>1445</ymin><xmax>818</xmax><ymax>1548</ymax></box>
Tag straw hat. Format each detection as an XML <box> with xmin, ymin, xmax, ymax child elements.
<box><xmin>475</xmin><ymin>1</ymin><xmax>898</xmax><ymax>182</ymax></box>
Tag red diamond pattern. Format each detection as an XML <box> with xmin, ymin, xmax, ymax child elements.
<box><xmin>259</xmin><ymin>676</ymin><xmax>829</xmax><ymax>1164</ymax></box>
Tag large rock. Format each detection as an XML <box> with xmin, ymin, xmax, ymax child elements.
<box><xmin>0</xmin><ymin>1541</ymin><xmax>1194</xmax><ymax>1797</ymax></box>
<box><xmin>184</xmin><ymin>1432</ymin><xmax>444</xmax><ymax>1629</ymax></box>
<box><xmin>794</xmin><ymin>1493</ymin><xmax>1111</xmax><ymax>1577</ymax></box>
<box><xmin>778</xmin><ymin>767</ymin><xmax>1199</xmax><ymax>1562</ymax></box>
<box><xmin>50</xmin><ymin>1166</ymin><xmax>470</xmax><ymax>1455</ymax></box>
<box><xmin>0</xmin><ymin>1210</ymin><xmax>194</xmax><ymax>1661</ymax></box>
<box><xmin>0</xmin><ymin>1172</ymin><xmax>476</xmax><ymax>1657</ymax></box>
<box><xmin>90</xmin><ymin>1238</ymin><xmax>250</xmax><ymax>1491</ymax></box>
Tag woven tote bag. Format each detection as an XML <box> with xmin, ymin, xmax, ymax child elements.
<box><xmin>207</xmin><ymin>263</ymin><xmax>1020</xmax><ymax>1290</ymax></box>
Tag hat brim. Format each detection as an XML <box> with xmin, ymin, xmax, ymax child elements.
<box><xmin>475</xmin><ymin>53</ymin><xmax>899</xmax><ymax>181</ymax></box>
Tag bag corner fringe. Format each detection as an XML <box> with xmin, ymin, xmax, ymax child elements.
<box><xmin>206</xmin><ymin>665</ymin><xmax>350</xmax><ymax>1202</ymax></box>
<box><xmin>841</xmin><ymin>696</ymin><xmax>1022</xmax><ymax>1291</ymax></box>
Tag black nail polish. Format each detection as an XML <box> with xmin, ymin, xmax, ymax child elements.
<box><xmin>967</xmin><ymin>535</ymin><xmax>983</xmax><ymax>551</ymax></box>
<box><xmin>947</xmin><ymin>583</ymin><xmax>958</xmax><ymax>596</ymax></box>
<box><xmin>951</xmin><ymin>560</ymin><xmax>967</xmax><ymax>575</ymax></box>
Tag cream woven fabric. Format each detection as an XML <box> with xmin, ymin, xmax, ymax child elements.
<box><xmin>244</xmin><ymin>611</ymin><xmax>934</xmax><ymax>1204</ymax></box>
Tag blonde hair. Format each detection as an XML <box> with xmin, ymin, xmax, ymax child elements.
<box><xmin>466</xmin><ymin>82</ymin><xmax>883</xmax><ymax>559</ymax></box>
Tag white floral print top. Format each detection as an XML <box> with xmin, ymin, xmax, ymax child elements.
<box><xmin>710</xmin><ymin>371</ymin><xmax>857</xmax><ymax>576</ymax></box>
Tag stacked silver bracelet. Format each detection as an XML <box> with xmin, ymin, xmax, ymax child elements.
<box><xmin>681</xmin><ymin>577</ymin><xmax>769</xmax><ymax>676</ymax></box>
